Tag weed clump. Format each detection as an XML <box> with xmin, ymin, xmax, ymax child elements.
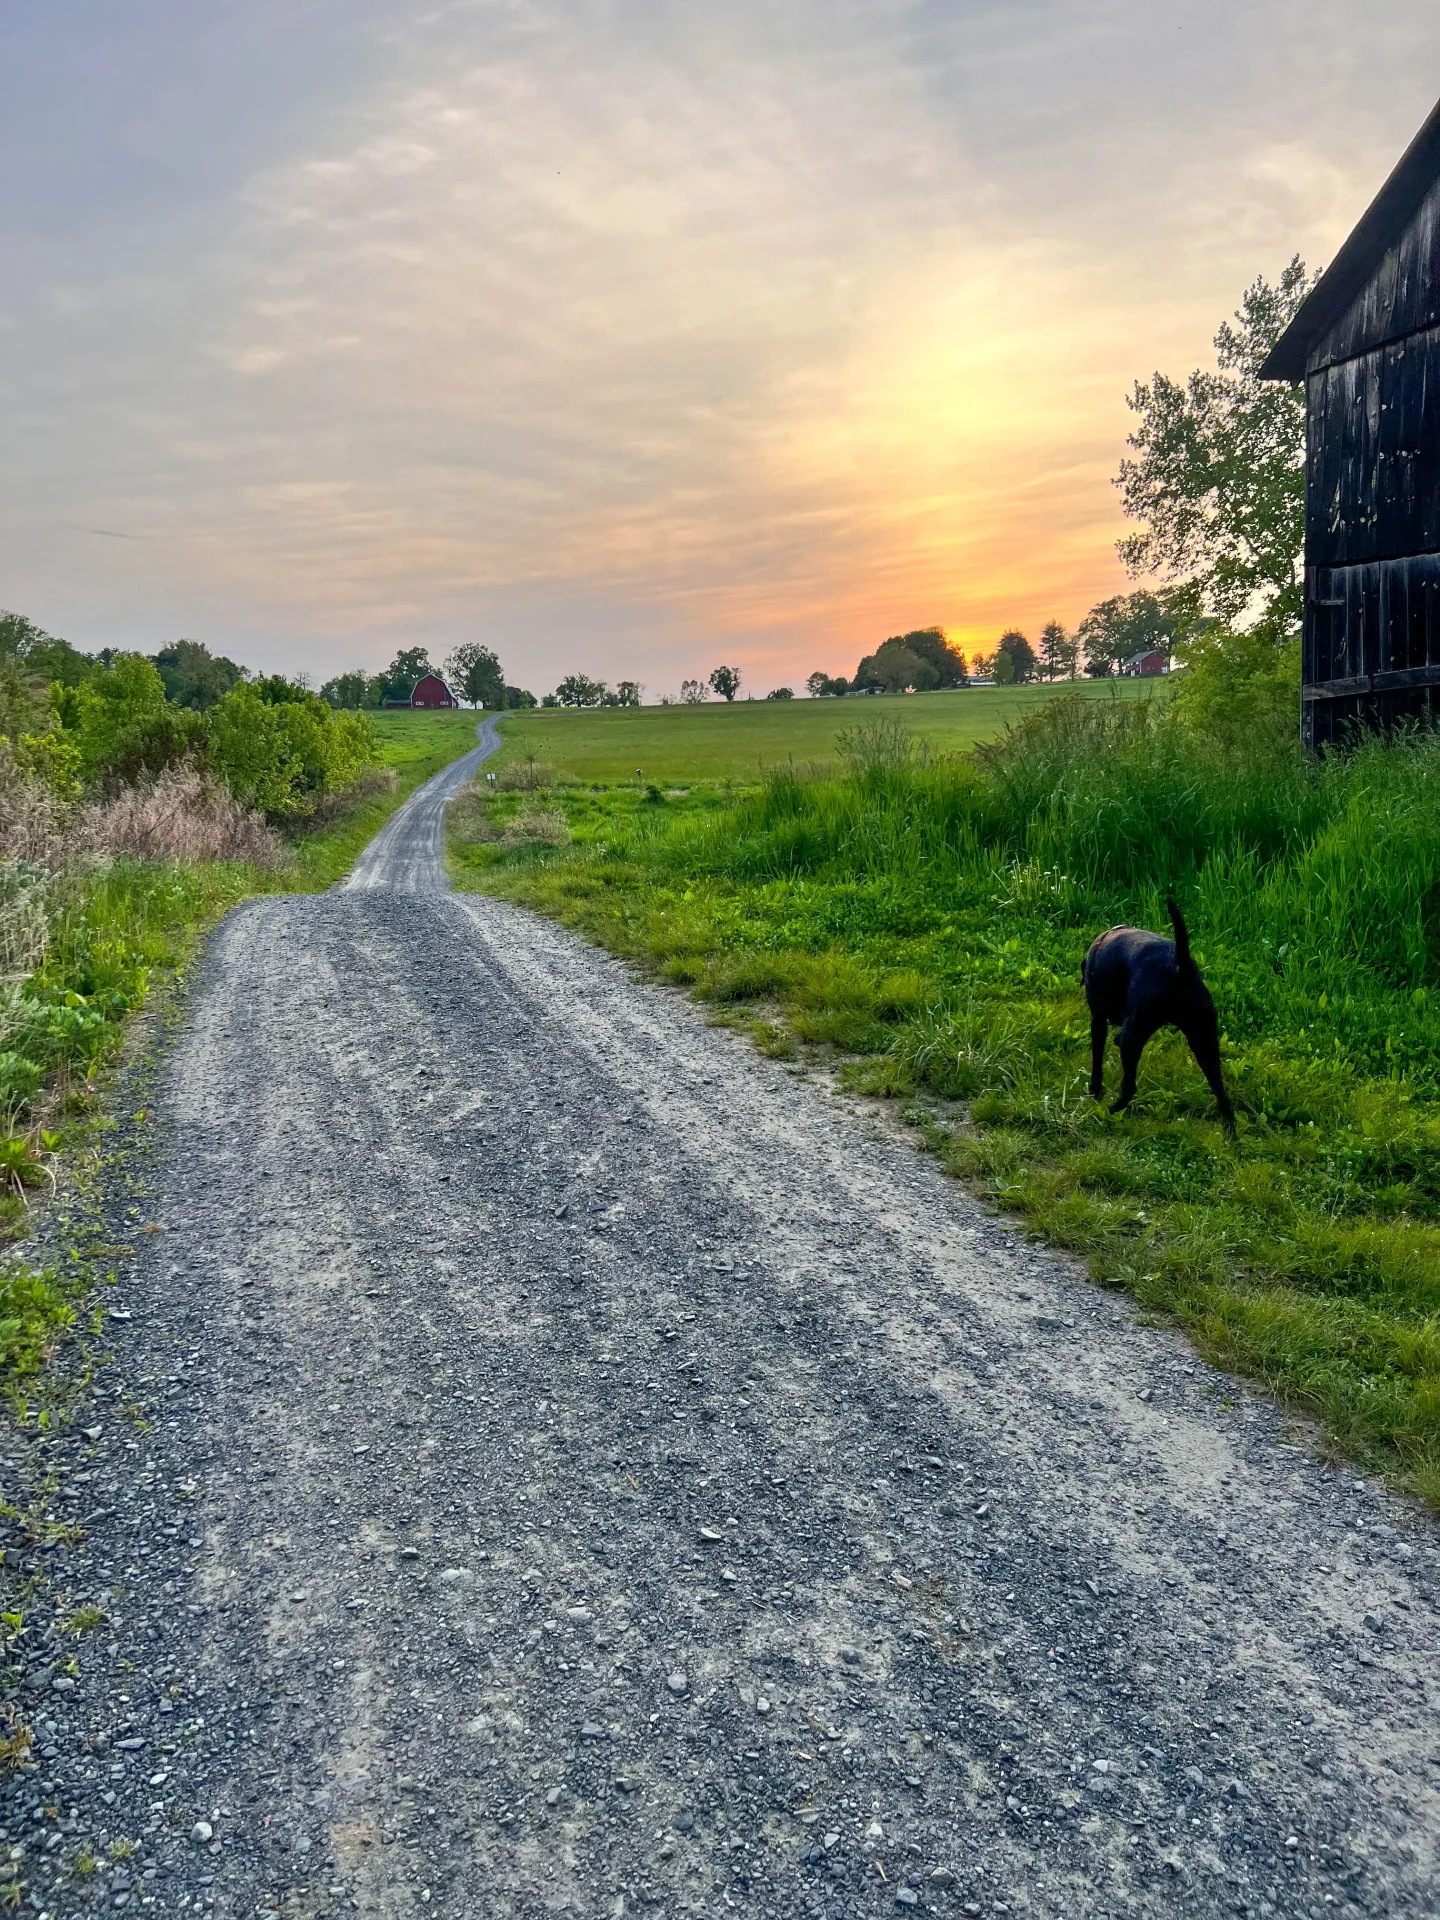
<box><xmin>494</xmin><ymin>760</ymin><xmax>562</xmax><ymax>792</ymax></box>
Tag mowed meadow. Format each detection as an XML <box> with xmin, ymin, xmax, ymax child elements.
<box><xmin>453</xmin><ymin>691</ymin><xmax>1440</xmax><ymax>1504</ymax></box>
<box><xmin>490</xmin><ymin>679</ymin><xmax>1158</xmax><ymax>783</ymax></box>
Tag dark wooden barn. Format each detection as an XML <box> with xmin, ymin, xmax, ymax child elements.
<box><xmin>1261</xmin><ymin>95</ymin><xmax>1440</xmax><ymax>747</ymax></box>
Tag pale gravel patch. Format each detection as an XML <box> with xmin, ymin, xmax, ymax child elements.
<box><xmin>1</xmin><ymin>736</ymin><xmax>1436</xmax><ymax>1920</ymax></box>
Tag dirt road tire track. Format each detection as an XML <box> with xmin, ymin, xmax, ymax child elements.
<box><xmin>4</xmin><ymin>734</ymin><xmax>1439</xmax><ymax>1919</ymax></box>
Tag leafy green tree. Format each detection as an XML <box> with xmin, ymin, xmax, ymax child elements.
<box><xmin>805</xmin><ymin>671</ymin><xmax>829</xmax><ymax>698</ymax></box>
<box><xmin>554</xmin><ymin>674</ymin><xmax>607</xmax><ymax>708</ymax></box>
<box><xmin>374</xmin><ymin>647</ymin><xmax>434</xmax><ymax>704</ymax></box>
<box><xmin>153</xmin><ymin>639</ymin><xmax>245</xmax><ymax>711</ymax></box>
<box><xmin>0</xmin><ymin>610</ymin><xmax>95</xmax><ymax>689</ymax></box>
<box><xmin>1038</xmin><ymin>620</ymin><xmax>1076</xmax><ymax>681</ymax></box>
<box><xmin>853</xmin><ymin>639</ymin><xmax>936</xmax><ymax>693</ymax></box>
<box><xmin>252</xmin><ymin>673</ymin><xmax>315</xmax><ymax>705</ymax></box>
<box><xmin>765</xmin><ymin>686</ymin><xmax>795</xmax><ymax>700</ymax></box>
<box><xmin>1076</xmin><ymin>589</ymin><xmax>1192</xmax><ymax>677</ymax></box>
<box><xmin>207</xmin><ymin>684</ymin><xmax>376</xmax><ymax>819</ymax></box>
<box><xmin>708</xmin><ymin>665</ymin><xmax>741</xmax><ymax>702</ymax></box>
<box><xmin>679</xmin><ymin>679</ymin><xmax>707</xmax><ymax>704</ymax></box>
<box><xmin>612</xmin><ymin>681</ymin><xmax>643</xmax><ymax>708</ymax></box>
<box><xmin>995</xmin><ymin>630</ymin><xmax>1037</xmax><ymax>684</ymax></box>
<box><xmin>992</xmin><ymin>649</ymin><xmax>1016</xmax><ymax>686</ymax></box>
<box><xmin>0</xmin><ymin>660</ymin><xmax>52</xmax><ymax>759</ymax></box>
<box><xmin>893</xmin><ymin>628</ymin><xmax>967</xmax><ymax>688</ymax></box>
<box><xmin>504</xmin><ymin>686</ymin><xmax>538</xmax><ymax>709</ymax></box>
<box><xmin>0</xmin><ymin>611</ymin><xmax>52</xmax><ymax>660</ymax></box>
<box><xmin>851</xmin><ymin>629</ymin><xmax>965</xmax><ymax>693</ymax></box>
<box><xmin>57</xmin><ymin>654</ymin><xmax>205</xmax><ymax>788</ymax></box>
<box><xmin>1116</xmin><ymin>259</ymin><xmax>1312</xmax><ymax>643</ymax></box>
<box><xmin>321</xmin><ymin>671</ymin><xmax>371</xmax><ymax>709</ymax></box>
<box><xmin>445</xmin><ymin>642</ymin><xmax>505</xmax><ymax>708</ymax></box>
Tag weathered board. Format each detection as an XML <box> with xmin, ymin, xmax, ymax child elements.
<box><xmin>1262</xmin><ymin>98</ymin><xmax>1440</xmax><ymax>748</ymax></box>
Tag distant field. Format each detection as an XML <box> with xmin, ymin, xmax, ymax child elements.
<box><xmin>490</xmin><ymin>679</ymin><xmax>1162</xmax><ymax>782</ymax></box>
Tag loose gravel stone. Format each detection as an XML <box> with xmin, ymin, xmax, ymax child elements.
<box><xmin>1</xmin><ymin>726</ymin><xmax>1438</xmax><ymax>1916</ymax></box>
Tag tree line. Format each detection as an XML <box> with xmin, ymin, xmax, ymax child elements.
<box><xmin>804</xmin><ymin>590</ymin><xmax>1201</xmax><ymax>697</ymax></box>
<box><xmin>319</xmin><ymin>643</ymin><xmax>537</xmax><ymax>712</ymax></box>
<box><xmin>0</xmin><ymin>615</ymin><xmax>375</xmax><ymax>823</ymax></box>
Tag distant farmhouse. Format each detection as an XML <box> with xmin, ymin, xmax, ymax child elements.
<box><xmin>385</xmin><ymin>673</ymin><xmax>458</xmax><ymax>710</ymax></box>
<box><xmin>1120</xmin><ymin>649</ymin><xmax>1170</xmax><ymax>678</ymax></box>
<box><xmin>1262</xmin><ymin>94</ymin><xmax>1440</xmax><ymax>747</ymax></box>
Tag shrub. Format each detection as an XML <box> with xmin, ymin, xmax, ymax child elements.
<box><xmin>504</xmin><ymin>808</ymin><xmax>569</xmax><ymax>848</ymax></box>
<box><xmin>206</xmin><ymin>685</ymin><xmax>378</xmax><ymax>821</ymax></box>
<box><xmin>55</xmin><ymin>655</ymin><xmax>208</xmax><ymax>790</ymax></box>
<box><xmin>290</xmin><ymin>766</ymin><xmax>397</xmax><ymax>833</ymax></box>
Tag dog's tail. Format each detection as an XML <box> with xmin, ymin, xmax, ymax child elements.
<box><xmin>1166</xmin><ymin>895</ymin><xmax>1194</xmax><ymax>973</ymax></box>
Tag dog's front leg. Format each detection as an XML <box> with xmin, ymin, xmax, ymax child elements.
<box><xmin>1110</xmin><ymin>1022</ymin><xmax>1145</xmax><ymax>1115</ymax></box>
<box><xmin>1089</xmin><ymin>1012</ymin><xmax>1107</xmax><ymax>1101</ymax></box>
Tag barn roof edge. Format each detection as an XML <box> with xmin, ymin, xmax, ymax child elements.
<box><xmin>1259</xmin><ymin>93</ymin><xmax>1440</xmax><ymax>382</ymax></box>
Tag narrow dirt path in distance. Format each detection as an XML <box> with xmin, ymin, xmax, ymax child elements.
<box><xmin>6</xmin><ymin>732</ymin><xmax>1439</xmax><ymax>1920</ymax></box>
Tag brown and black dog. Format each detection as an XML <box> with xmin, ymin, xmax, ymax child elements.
<box><xmin>1082</xmin><ymin>898</ymin><xmax>1234</xmax><ymax>1132</ymax></box>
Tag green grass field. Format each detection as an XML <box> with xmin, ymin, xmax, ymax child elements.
<box><xmin>366</xmin><ymin>709</ymin><xmax>484</xmax><ymax>770</ymax></box>
<box><xmin>491</xmin><ymin>680</ymin><xmax>1159</xmax><ymax>783</ymax></box>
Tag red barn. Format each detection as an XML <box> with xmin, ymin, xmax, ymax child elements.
<box><xmin>409</xmin><ymin>673</ymin><xmax>457</xmax><ymax>709</ymax></box>
<box><xmin>1121</xmin><ymin>650</ymin><xmax>1170</xmax><ymax>677</ymax></box>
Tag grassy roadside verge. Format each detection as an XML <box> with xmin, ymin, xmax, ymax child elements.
<box><xmin>0</xmin><ymin>713</ymin><xmax>481</xmax><ymax>1395</ymax></box>
<box><xmin>450</xmin><ymin>700</ymin><xmax>1440</xmax><ymax>1506</ymax></box>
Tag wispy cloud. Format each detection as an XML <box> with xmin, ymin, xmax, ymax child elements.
<box><xmin>1</xmin><ymin>1</ymin><xmax>1437</xmax><ymax>688</ymax></box>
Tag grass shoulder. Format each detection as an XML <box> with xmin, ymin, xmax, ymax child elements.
<box><xmin>448</xmin><ymin>706</ymin><xmax>1440</xmax><ymax>1507</ymax></box>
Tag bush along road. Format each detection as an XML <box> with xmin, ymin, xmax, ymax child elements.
<box><xmin>1</xmin><ymin>736</ymin><xmax>1438</xmax><ymax>1920</ymax></box>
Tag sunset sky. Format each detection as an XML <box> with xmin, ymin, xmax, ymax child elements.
<box><xmin>2</xmin><ymin>2</ymin><xmax>1437</xmax><ymax>698</ymax></box>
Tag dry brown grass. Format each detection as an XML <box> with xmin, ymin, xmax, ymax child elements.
<box><xmin>494</xmin><ymin>760</ymin><xmax>562</xmax><ymax>792</ymax></box>
<box><xmin>503</xmin><ymin>807</ymin><xmax>569</xmax><ymax>847</ymax></box>
<box><xmin>450</xmin><ymin>784</ymin><xmax>570</xmax><ymax>849</ymax></box>
<box><xmin>0</xmin><ymin>749</ymin><xmax>69</xmax><ymax>871</ymax></box>
<box><xmin>78</xmin><ymin>764</ymin><xmax>286</xmax><ymax>866</ymax></box>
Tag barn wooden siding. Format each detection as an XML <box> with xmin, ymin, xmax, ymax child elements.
<box><xmin>1300</xmin><ymin>172</ymin><xmax>1440</xmax><ymax>746</ymax></box>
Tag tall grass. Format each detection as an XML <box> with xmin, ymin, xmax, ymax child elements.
<box><xmin>460</xmin><ymin>695</ymin><xmax>1440</xmax><ymax>1501</ymax></box>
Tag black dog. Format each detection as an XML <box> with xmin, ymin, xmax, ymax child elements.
<box><xmin>1081</xmin><ymin>898</ymin><xmax>1234</xmax><ymax>1131</ymax></box>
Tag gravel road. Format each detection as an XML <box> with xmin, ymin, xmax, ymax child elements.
<box><xmin>4</xmin><ymin>738</ymin><xmax>1439</xmax><ymax>1920</ymax></box>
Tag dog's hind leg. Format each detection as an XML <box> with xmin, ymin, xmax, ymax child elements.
<box><xmin>1089</xmin><ymin>1012</ymin><xmax>1107</xmax><ymax>1101</ymax></box>
<box><xmin>1184</xmin><ymin>1018</ymin><xmax>1236</xmax><ymax>1134</ymax></box>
